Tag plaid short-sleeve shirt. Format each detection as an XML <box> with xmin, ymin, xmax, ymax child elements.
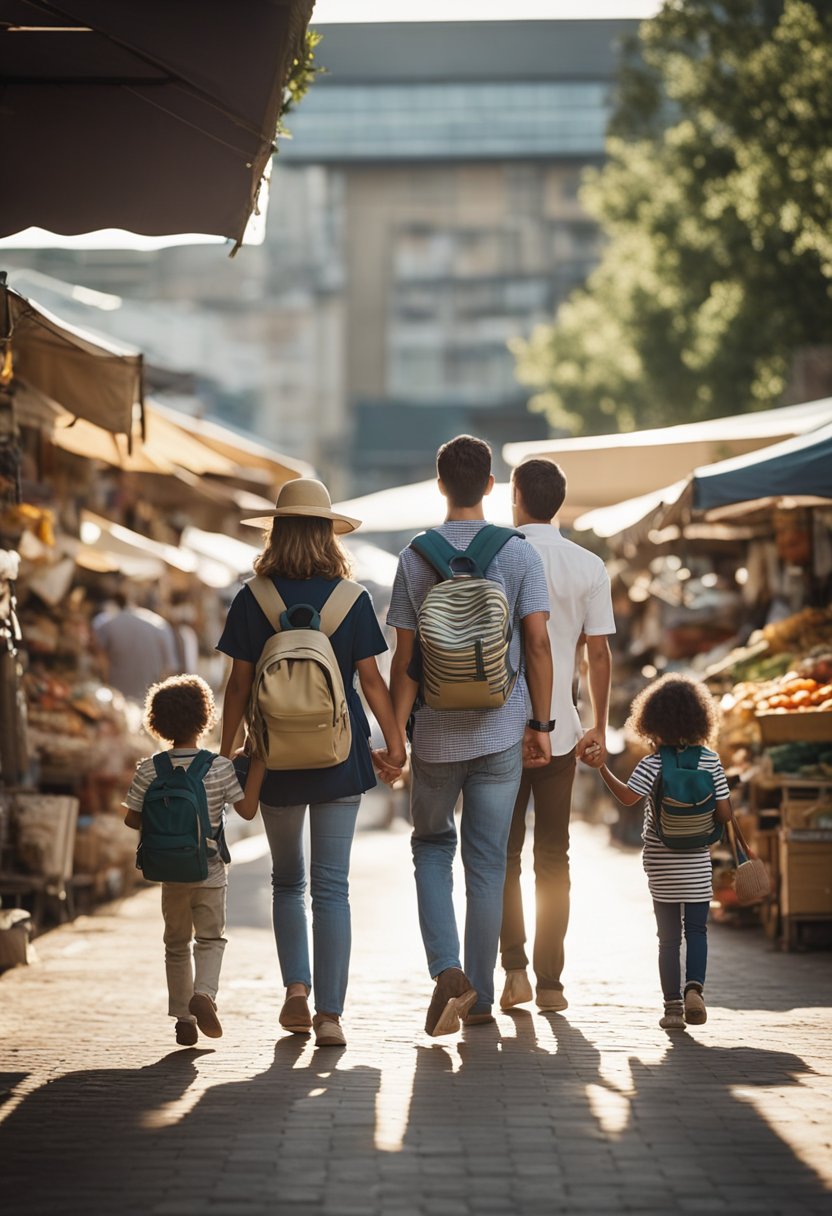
<box><xmin>387</xmin><ymin>520</ymin><xmax>550</xmax><ymax>763</ymax></box>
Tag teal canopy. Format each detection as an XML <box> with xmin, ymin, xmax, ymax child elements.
<box><xmin>692</xmin><ymin>422</ymin><xmax>832</xmax><ymax>513</ymax></box>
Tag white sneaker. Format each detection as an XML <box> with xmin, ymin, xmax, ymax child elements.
<box><xmin>500</xmin><ymin>969</ymin><xmax>533</xmax><ymax>1010</ymax></box>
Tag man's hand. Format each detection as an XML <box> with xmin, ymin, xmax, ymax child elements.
<box><xmin>576</xmin><ymin>726</ymin><xmax>606</xmax><ymax>767</ymax></box>
<box><xmin>522</xmin><ymin>727</ymin><xmax>552</xmax><ymax>769</ymax></box>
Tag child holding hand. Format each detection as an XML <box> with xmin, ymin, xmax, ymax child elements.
<box><xmin>583</xmin><ymin>674</ymin><xmax>731</xmax><ymax>1030</ymax></box>
<box><xmin>124</xmin><ymin>675</ymin><xmax>249</xmax><ymax>1046</ymax></box>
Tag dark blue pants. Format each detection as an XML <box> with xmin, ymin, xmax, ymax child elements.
<box><xmin>652</xmin><ymin>899</ymin><xmax>709</xmax><ymax>1001</ymax></box>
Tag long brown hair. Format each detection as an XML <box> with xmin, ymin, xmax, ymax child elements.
<box><xmin>253</xmin><ymin>516</ymin><xmax>353</xmax><ymax>580</ymax></box>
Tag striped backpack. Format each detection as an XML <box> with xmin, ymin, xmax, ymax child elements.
<box><xmin>652</xmin><ymin>745</ymin><xmax>722</xmax><ymax>851</ymax></box>
<box><xmin>409</xmin><ymin>525</ymin><xmax>521</xmax><ymax>712</ymax></box>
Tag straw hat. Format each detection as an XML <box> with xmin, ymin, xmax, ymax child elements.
<box><xmin>241</xmin><ymin>478</ymin><xmax>361</xmax><ymax>535</ymax></box>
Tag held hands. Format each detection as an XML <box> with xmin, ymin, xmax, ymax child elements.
<box><xmin>576</xmin><ymin>727</ymin><xmax>606</xmax><ymax>768</ymax></box>
<box><xmin>371</xmin><ymin>742</ymin><xmax>407</xmax><ymax>787</ymax></box>
<box><xmin>522</xmin><ymin>726</ymin><xmax>552</xmax><ymax>769</ymax></box>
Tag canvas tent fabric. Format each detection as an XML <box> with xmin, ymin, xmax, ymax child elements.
<box><xmin>0</xmin><ymin>0</ymin><xmax>314</xmax><ymax>247</ymax></box>
<box><xmin>503</xmin><ymin>399</ymin><xmax>832</xmax><ymax>517</ymax></box>
<box><xmin>684</xmin><ymin>421</ymin><xmax>832</xmax><ymax>516</ymax></box>
<box><xmin>149</xmin><ymin>400</ymin><xmax>313</xmax><ymax>485</ymax></box>
<box><xmin>333</xmin><ymin>480</ymin><xmax>515</xmax><ymax>533</ymax></box>
<box><xmin>576</xmin><ymin>419</ymin><xmax>832</xmax><ymax>545</ymax></box>
<box><xmin>4</xmin><ymin>285</ymin><xmax>141</xmax><ymax>436</ymax></box>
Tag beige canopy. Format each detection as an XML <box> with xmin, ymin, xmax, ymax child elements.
<box><xmin>5</xmin><ymin>285</ymin><xmax>141</xmax><ymax>436</ymax></box>
<box><xmin>503</xmin><ymin>399</ymin><xmax>832</xmax><ymax>517</ymax></box>
<box><xmin>149</xmin><ymin>400</ymin><xmax>313</xmax><ymax>486</ymax></box>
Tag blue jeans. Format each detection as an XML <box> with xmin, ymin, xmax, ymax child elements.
<box><xmin>653</xmin><ymin>899</ymin><xmax>709</xmax><ymax>1001</ymax></box>
<box><xmin>260</xmin><ymin>797</ymin><xmax>360</xmax><ymax>1016</ymax></box>
<box><xmin>410</xmin><ymin>742</ymin><xmax>523</xmax><ymax>1013</ymax></box>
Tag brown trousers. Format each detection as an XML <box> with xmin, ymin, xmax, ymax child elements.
<box><xmin>500</xmin><ymin>747</ymin><xmax>576</xmax><ymax>990</ymax></box>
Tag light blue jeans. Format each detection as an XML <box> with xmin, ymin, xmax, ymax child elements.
<box><xmin>410</xmin><ymin>742</ymin><xmax>523</xmax><ymax>1014</ymax></box>
<box><xmin>260</xmin><ymin>797</ymin><xmax>360</xmax><ymax>1016</ymax></box>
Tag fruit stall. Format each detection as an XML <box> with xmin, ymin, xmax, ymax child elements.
<box><xmin>710</xmin><ymin>607</ymin><xmax>832</xmax><ymax>948</ymax></box>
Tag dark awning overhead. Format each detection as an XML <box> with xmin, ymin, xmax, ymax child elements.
<box><xmin>0</xmin><ymin>0</ymin><xmax>313</xmax><ymax>246</ymax></box>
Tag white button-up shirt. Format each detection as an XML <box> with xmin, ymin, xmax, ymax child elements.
<box><xmin>520</xmin><ymin>523</ymin><xmax>615</xmax><ymax>756</ymax></box>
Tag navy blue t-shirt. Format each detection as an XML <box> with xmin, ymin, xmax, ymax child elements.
<box><xmin>217</xmin><ymin>575</ymin><xmax>387</xmax><ymax>807</ymax></box>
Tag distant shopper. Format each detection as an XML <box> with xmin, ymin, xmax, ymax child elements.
<box><xmin>217</xmin><ymin>478</ymin><xmax>404</xmax><ymax>1049</ymax></box>
<box><xmin>582</xmin><ymin>674</ymin><xmax>731</xmax><ymax>1030</ymax></box>
<box><xmin>93</xmin><ymin>589</ymin><xmax>177</xmax><ymax>701</ymax></box>
<box><xmin>386</xmin><ymin>435</ymin><xmax>553</xmax><ymax>1035</ymax></box>
<box><xmin>123</xmin><ymin>675</ymin><xmax>247</xmax><ymax>1047</ymax></box>
<box><xmin>500</xmin><ymin>459</ymin><xmax>615</xmax><ymax>1016</ymax></box>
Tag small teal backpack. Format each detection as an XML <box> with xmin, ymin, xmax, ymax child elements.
<box><xmin>136</xmin><ymin>751</ymin><xmax>228</xmax><ymax>883</ymax></box>
<box><xmin>652</xmin><ymin>745</ymin><xmax>722</xmax><ymax>851</ymax></box>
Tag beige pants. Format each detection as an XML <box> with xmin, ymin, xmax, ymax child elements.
<box><xmin>161</xmin><ymin>882</ymin><xmax>227</xmax><ymax>1021</ymax></box>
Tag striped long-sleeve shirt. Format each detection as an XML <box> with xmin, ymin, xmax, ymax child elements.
<box><xmin>627</xmin><ymin>748</ymin><xmax>729</xmax><ymax>904</ymax></box>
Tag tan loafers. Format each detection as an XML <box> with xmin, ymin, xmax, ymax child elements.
<box><xmin>425</xmin><ymin>967</ymin><xmax>477</xmax><ymax>1037</ymax></box>
<box><xmin>280</xmin><ymin>993</ymin><xmax>313</xmax><ymax>1034</ymax></box>
<box><xmin>536</xmin><ymin>988</ymin><xmax>568</xmax><ymax>1013</ymax></box>
<box><xmin>500</xmin><ymin>969</ymin><xmax>533</xmax><ymax>1010</ymax></box>
<box><xmin>312</xmin><ymin>1013</ymin><xmax>346</xmax><ymax>1047</ymax></box>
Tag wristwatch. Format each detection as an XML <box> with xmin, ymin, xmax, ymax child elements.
<box><xmin>528</xmin><ymin>718</ymin><xmax>556</xmax><ymax>733</ymax></box>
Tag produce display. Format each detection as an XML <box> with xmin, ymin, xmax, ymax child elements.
<box><xmin>723</xmin><ymin>655</ymin><xmax>832</xmax><ymax>719</ymax></box>
<box><xmin>765</xmin><ymin>742</ymin><xmax>832</xmax><ymax>779</ymax></box>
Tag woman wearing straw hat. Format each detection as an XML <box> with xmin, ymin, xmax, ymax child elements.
<box><xmin>217</xmin><ymin>479</ymin><xmax>405</xmax><ymax>1047</ymax></box>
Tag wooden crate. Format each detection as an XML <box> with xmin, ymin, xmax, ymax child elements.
<box><xmin>757</xmin><ymin>710</ymin><xmax>832</xmax><ymax>744</ymax></box>
<box><xmin>779</xmin><ymin>832</ymin><xmax>832</xmax><ymax>918</ymax></box>
<box><xmin>780</xmin><ymin>780</ymin><xmax>832</xmax><ymax>829</ymax></box>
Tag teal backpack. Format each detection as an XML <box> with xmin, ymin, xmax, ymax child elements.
<box><xmin>136</xmin><ymin>751</ymin><xmax>228</xmax><ymax>883</ymax></box>
<box><xmin>652</xmin><ymin>745</ymin><xmax>722</xmax><ymax>851</ymax></box>
<box><xmin>409</xmin><ymin>525</ymin><xmax>522</xmax><ymax>711</ymax></box>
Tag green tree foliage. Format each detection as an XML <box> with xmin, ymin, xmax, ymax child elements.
<box><xmin>513</xmin><ymin>0</ymin><xmax>832</xmax><ymax>435</ymax></box>
<box><xmin>279</xmin><ymin>29</ymin><xmax>324</xmax><ymax>132</ymax></box>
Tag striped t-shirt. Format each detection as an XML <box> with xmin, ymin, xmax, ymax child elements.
<box><xmin>124</xmin><ymin>749</ymin><xmax>244</xmax><ymax>888</ymax></box>
<box><xmin>627</xmin><ymin>748</ymin><xmax>729</xmax><ymax>904</ymax></box>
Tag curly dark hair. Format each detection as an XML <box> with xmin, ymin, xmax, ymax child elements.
<box><xmin>143</xmin><ymin>674</ymin><xmax>216</xmax><ymax>746</ymax></box>
<box><xmin>626</xmin><ymin>673</ymin><xmax>719</xmax><ymax>749</ymax></box>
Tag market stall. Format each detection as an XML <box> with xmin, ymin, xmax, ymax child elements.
<box><xmin>575</xmin><ymin>412</ymin><xmax>832</xmax><ymax>945</ymax></box>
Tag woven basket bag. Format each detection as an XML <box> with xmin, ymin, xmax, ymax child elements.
<box><xmin>728</xmin><ymin>816</ymin><xmax>772</xmax><ymax>905</ymax></box>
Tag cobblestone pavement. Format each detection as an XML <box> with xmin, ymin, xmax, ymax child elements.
<box><xmin>1</xmin><ymin>812</ymin><xmax>831</xmax><ymax>1216</ymax></box>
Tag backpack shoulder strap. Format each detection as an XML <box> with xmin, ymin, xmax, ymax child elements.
<box><xmin>464</xmin><ymin>525</ymin><xmax>523</xmax><ymax>576</ymax></box>
<box><xmin>246</xmin><ymin>575</ymin><xmax>288</xmax><ymax>632</ymax></box>
<box><xmin>409</xmin><ymin>530</ymin><xmax>461</xmax><ymax>580</ymax></box>
<box><xmin>319</xmin><ymin>579</ymin><xmax>365</xmax><ymax>637</ymax></box>
<box><xmin>679</xmin><ymin>745</ymin><xmax>703</xmax><ymax>770</ymax></box>
<box><xmin>152</xmin><ymin>752</ymin><xmax>175</xmax><ymax>779</ymax></box>
<box><xmin>185</xmin><ymin>749</ymin><xmax>216</xmax><ymax>785</ymax></box>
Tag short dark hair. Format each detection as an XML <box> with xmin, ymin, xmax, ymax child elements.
<box><xmin>436</xmin><ymin>435</ymin><xmax>492</xmax><ymax>508</ymax></box>
<box><xmin>512</xmin><ymin>459</ymin><xmax>567</xmax><ymax>521</ymax></box>
<box><xmin>626</xmin><ymin>674</ymin><xmax>719</xmax><ymax>749</ymax></box>
<box><xmin>143</xmin><ymin>674</ymin><xmax>216</xmax><ymax>746</ymax></box>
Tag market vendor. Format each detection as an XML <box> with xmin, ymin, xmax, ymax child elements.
<box><xmin>92</xmin><ymin>586</ymin><xmax>178</xmax><ymax>702</ymax></box>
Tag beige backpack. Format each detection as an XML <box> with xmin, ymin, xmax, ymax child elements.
<box><xmin>246</xmin><ymin>576</ymin><xmax>364</xmax><ymax>770</ymax></box>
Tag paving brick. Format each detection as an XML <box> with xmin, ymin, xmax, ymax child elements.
<box><xmin>1</xmin><ymin>821</ymin><xmax>830</xmax><ymax>1216</ymax></box>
